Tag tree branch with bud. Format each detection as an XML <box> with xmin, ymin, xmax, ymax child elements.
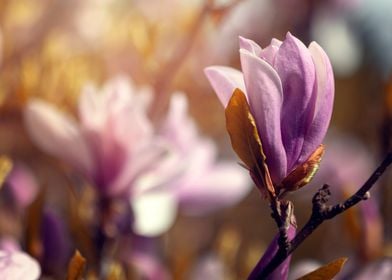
<box><xmin>254</xmin><ymin>152</ymin><xmax>392</xmax><ymax>279</ymax></box>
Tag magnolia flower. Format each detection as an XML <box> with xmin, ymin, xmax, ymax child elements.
<box><xmin>0</xmin><ymin>250</ymin><xmax>41</xmax><ymax>280</ymax></box>
<box><xmin>24</xmin><ymin>78</ymin><xmax>163</xmax><ymax>198</ymax></box>
<box><xmin>131</xmin><ymin>93</ymin><xmax>250</xmax><ymax>236</ymax></box>
<box><xmin>159</xmin><ymin>93</ymin><xmax>251</xmax><ymax>215</ymax></box>
<box><xmin>25</xmin><ymin>77</ymin><xmax>249</xmax><ymax>238</ymax></box>
<box><xmin>205</xmin><ymin>33</ymin><xmax>334</xmax><ymax>191</ymax></box>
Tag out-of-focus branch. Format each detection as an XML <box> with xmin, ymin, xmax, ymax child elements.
<box><xmin>148</xmin><ymin>0</ymin><xmax>244</xmax><ymax>121</ymax></box>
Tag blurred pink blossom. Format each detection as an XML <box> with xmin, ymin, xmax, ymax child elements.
<box><xmin>24</xmin><ymin>77</ymin><xmax>250</xmax><ymax>238</ymax></box>
<box><xmin>5</xmin><ymin>163</ymin><xmax>39</xmax><ymax>208</ymax></box>
<box><xmin>24</xmin><ymin>78</ymin><xmax>163</xmax><ymax>198</ymax></box>
<box><xmin>131</xmin><ymin>92</ymin><xmax>250</xmax><ymax>236</ymax></box>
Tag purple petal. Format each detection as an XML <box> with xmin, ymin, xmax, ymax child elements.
<box><xmin>297</xmin><ymin>42</ymin><xmax>334</xmax><ymax>163</ymax></box>
<box><xmin>239</xmin><ymin>36</ymin><xmax>262</xmax><ymax>55</ymax></box>
<box><xmin>248</xmin><ymin>224</ymin><xmax>296</xmax><ymax>280</ymax></box>
<box><xmin>274</xmin><ymin>32</ymin><xmax>317</xmax><ymax>172</ymax></box>
<box><xmin>24</xmin><ymin>100</ymin><xmax>94</xmax><ymax>176</ymax></box>
<box><xmin>240</xmin><ymin>49</ymin><xmax>287</xmax><ymax>183</ymax></box>
<box><xmin>204</xmin><ymin>66</ymin><xmax>246</xmax><ymax>107</ymax></box>
<box><xmin>41</xmin><ymin>209</ymin><xmax>71</xmax><ymax>274</ymax></box>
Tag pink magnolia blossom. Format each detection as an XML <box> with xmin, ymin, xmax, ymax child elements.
<box><xmin>0</xmin><ymin>250</ymin><xmax>41</xmax><ymax>280</ymax></box>
<box><xmin>158</xmin><ymin>93</ymin><xmax>251</xmax><ymax>215</ymax></box>
<box><xmin>24</xmin><ymin>78</ymin><xmax>162</xmax><ymax>198</ymax></box>
<box><xmin>25</xmin><ymin>77</ymin><xmax>250</xmax><ymax>237</ymax></box>
<box><xmin>205</xmin><ymin>32</ymin><xmax>334</xmax><ymax>185</ymax></box>
<box><xmin>130</xmin><ymin>93</ymin><xmax>251</xmax><ymax>236</ymax></box>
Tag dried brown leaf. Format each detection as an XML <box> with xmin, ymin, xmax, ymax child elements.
<box><xmin>225</xmin><ymin>88</ymin><xmax>274</xmax><ymax>195</ymax></box>
<box><xmin>0</xmin><ymin>156</ymin><xmax>12</xmax><ymax>188</ymax></box>
<box><xmin>280</xmin><ymin>144</ymin><xmax>325</xmax><ymax>193</ymax></box>
<box><xmin>67</xmin><ymin>250</ymin><xmax>87</xmax><ymax>280</ymax></box>
<box><xmin>296</xmin><ymin>257</ymin><xmax>348</xmax><ymax>280</ymax></box>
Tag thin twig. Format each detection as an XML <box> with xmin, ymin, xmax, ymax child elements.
<box><xmin>148</xmin><ymin>0</ymin><xmax>245</xmax><ymax>121</ymax></box>
<box><xmin>148</xmin><ymin>1</ymin><xmax>211</xmax><ymax>121</ymax></box>
<box><xmin>253</xmin><ymin>152</ymin><xmax>392</xmax><ymax>279</ymax></box>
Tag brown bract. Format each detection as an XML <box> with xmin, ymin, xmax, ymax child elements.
<box><xmin>67</xmin><ymin>250</ymin><xmax>87</xmax><ymax>280</ymax></box>
<box><xmin>279</xmin><ymin>144</ymin><xmax>325</xmax><ymax>195</ymax></box>
<box><xmin>296</xmin><ymin>257</ymin><xmax>347</xmax><ymax>280</ymax></box>
<box><xmin>225</xmin><ymin>88</ymin><xmax>274</xmax><ymax>197</ymax></box>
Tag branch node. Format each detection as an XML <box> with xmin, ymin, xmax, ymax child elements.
<box><xmin>312</xmin><ymin>184</ymin><xmax>331</xmax><ymax>214</ymax></box>
<box><xmin>363</xmin><ymin>191</ymin><xmax>371</xmax><ymax>200</ymax></box>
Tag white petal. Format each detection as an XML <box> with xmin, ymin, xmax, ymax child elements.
<box><xmin>131</xmin><ymin>191</ymin><xmax>177</xmax><ymax>237</ymax></box>
<box><xmin>0</xmin><ymin>251</ymin><xmax>41</xmax><ymax>280</ymax></box>
<box><xmin>24</xmin><ymin>100</ymin><xmax>93</xmax><ymax>175</ymax></box>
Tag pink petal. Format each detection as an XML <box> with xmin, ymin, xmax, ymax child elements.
<box><xmin>298</xmin><ymin>42</ymin><xmax>334</xmax><ymax>163</ymax></box>
<box><xmin>78</xmin><ymin>84</ymin><xmax>106</xmax><ymax>132</ymax></box>
<box><xmin>259</xmin><ymin>38</ymin><xmax>282</xmax><ymax>65</ymax></box>
<box><xmin>239</xmin><ymin>36</ymin><xmax>262</xmax><ymax>55</ymax></box>
<box><xmin>240</xmin><ymin>49</ymin><xmax>287</xmax><ymax>183</ymax></box>
<box><xmin>112</xmin><ymin>141</ymin><xmax>170</xmax><ymax>196</ymax></box>
<box><xmin>274</xmin><ymin>32</ymin><xmax>317</xmax><ymax>172</ymax></box>
<box><xmin>160</xmin><ymin>93</ymin><xmax>199</xmax><ymax>152</ymax></box>
<box><xmin>204</xmin><ymin>66</ymin><xmax>246</xmax><ymax>107</ymax></box>
<box><xmin>24</xmin><ymin>100</ymin><xmax>93</xmax><ymax>176</ymax></box>
<box><xmin>178</xmin><ymin>162</ymin><xmax>251</xmax><ymax>215</ymax></box>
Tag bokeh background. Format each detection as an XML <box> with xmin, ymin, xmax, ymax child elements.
<box><xmin>0</xmin><ymin>0</ymin><xmax>391</xmax><ymax>279</ymax></box>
